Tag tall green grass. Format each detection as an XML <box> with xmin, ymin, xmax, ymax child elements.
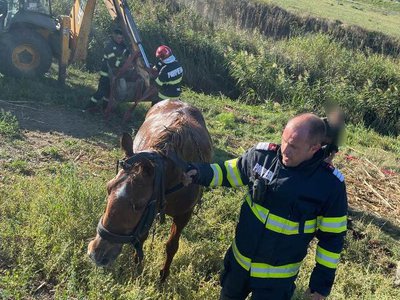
<box><xmin>74</xmin><ymin>0</ymin><xmax>400</xmax><ymax>135</ymax></box>
<box><xmin>227</xmin><ymin>34</ymin><xmax>400</xmax><ymax>135</ymax></box>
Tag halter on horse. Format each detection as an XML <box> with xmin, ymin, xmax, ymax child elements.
<box><xmin>96</xmin><ymin>150</ymin><xmax>186</xmax><ymax>261</ymax></box>
<box><xmin>88</xmin><ymin>100</ymin><xmax>212</xmax><ymax>281</ymax></box>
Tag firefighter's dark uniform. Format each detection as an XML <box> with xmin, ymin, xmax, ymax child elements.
<box><xmin>0</xmin><ymin>0</ymin><xmax>7</xmax><ymax>30</ymax></box>
<box><xmin>90</xmin><ymin>38</ymin><xmax>128</xmax><ymax>106</ymax></box>
<box><xmin>191</xmin><ymin>142</ymin><xmax>348</xmax><ymax>300</ymax></box>
<box><xmin>153</xmin><ymin>56</ymin><xmax>183</xmax><ymax>104</ymax></box>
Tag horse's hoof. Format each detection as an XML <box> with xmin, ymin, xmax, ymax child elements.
<box><xmin>159</xmin><ymin>269</ymin><xmax>170</xmax><ymax>283</ymax></box>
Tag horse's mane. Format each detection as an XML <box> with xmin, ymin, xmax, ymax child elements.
<box><xmin>144</xmin><ymin>106</ymin><xmax>211</xmax><ymax>162</ymax></box>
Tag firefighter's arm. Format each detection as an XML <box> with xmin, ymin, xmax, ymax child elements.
<box><xmin>154</xmin><ymin>67</ymin><xmax>167</xmax><ymax>87</ymax></box>
<box><xmin>182</xmin><ymin>148</ymin><xmax>256</xmax><ymax>188</ymax></box>
<box><xmin>309</xmin><ymin>182</ymin><xmax>348</xmax><ymax>297</ymax></box>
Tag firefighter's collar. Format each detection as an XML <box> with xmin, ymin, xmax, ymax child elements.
<box><xmin>162</xmin><ymin>55</ymin><xmax>176</xmax><ymax>64</ymax></box>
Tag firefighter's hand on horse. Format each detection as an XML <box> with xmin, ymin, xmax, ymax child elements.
<box><xmin>146</xmin><ymin>66</ymin><xmax>158</xmax><ymax>78</ymax></box>
<box><xmin>182</xmin><ymin>169</ymin><xmax>197</xmax><ymax>186</ymax></box>
<box><xmin>305</xmin><ymin>289</ymin><xmax>326</xmax><ymax>300</ymax></box>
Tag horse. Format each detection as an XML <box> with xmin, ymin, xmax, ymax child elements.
<box><xmin>87</xmin><ymin>99</ymin><xmax>213</xmax><ymax>281</ymax></box>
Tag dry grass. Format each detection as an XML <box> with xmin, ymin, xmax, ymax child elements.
<box><xmin>336</xmin><ymin>150</ymin><xmax>400</xmax><ymax>226</ymax></box>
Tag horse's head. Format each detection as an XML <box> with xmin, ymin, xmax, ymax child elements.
<box><xmin>87</xmin><ymin>133</ymin><xmax>160</xmax><ymax>266</ymax></box>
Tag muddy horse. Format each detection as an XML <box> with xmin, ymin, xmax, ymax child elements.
<box><xmin>87</xmin><ymin>99</ymin><xmax>213</xmax><ymax>281</ymax></box>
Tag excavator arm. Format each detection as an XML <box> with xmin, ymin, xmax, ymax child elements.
<box><xmin>103</xmin><ymin>0</ymin><xmax>151</xmax><ymax>88</ymax></box>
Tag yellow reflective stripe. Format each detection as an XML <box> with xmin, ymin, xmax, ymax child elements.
<box><xmin>165</xmin><ymin>77</ymin><xmax>182</xmax><ymax>85</ymax></box>
<box><xmin>232</xmin><ymin>239</ymin><xmax>251</xmax><ymax>271</ymax></box>
<box><xmin>210</xmin><ymin>164</ymin><xmax>223</xmax><ymax>187</ymax></box>
<box><xmin>232</xmin><ymin>240</ymin><xmax>301</xmax><ymax>278</ymax></box>
<box><xmin>318</xmin><ymin>216</ymin><xmax>347</xmax><ymax>233</ymax></box>
<box><xmin>244</xmin><ymin>194</ymin><xmax>317</xmax><ymax>235</ymax></box>
<box><xmin>225</xmin><ymin>158</ymin><xmax>244</xmax><ymax>187</ymax></box>
<box><xmin>245</xmin><ymin>194</ymin><xmax>268</xmax><ymax>223</ymax></box>
<box><xmin>266</xmin><ymin>214</ymin><xmax>299</xmax><ymax>235</ymax></box>
<box><xmin>304</xmin><ymin>219</ymin><xmax>317</xmax><ymax>233</ymax></box>
<box><xmin>107</xmin><ymin>53</ymin><xmax>115</xmax><ymax>59</ymax></box>
<box><xmin>99</xmin><ymin>71</ymin><xmax>109</xmax><ymax>77</ymax></box>
<box><xmin>251</xmin><ymin>261</ymin><xmax>301</xmax><ymax>278</ymax></box>
<box><xmin>316</xmin><ymin>245</ymin><xmax>340</xmax><ymax>269</ymax></box>
<box><xmin>156</xmin><ymin>77</ymin><xmax>182</xmax><ymax>86</ymax></box>
<box><xmin>115</xmin><ymin>60</ymin><xmax>121</xmax><ymax>67</ymax></box>
<box><xmin>155</xmin><ymin>77</ymin><xmax>163</xmax><ymax>86</ymax></box>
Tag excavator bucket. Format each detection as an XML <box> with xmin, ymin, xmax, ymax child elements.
<box><xmin>69</xmin><ymin>0</ymin><xmax>97</xmax><ymax>63</ymax></box>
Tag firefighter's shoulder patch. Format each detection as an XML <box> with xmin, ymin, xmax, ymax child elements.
<box><xmin>255</xmin><ymin>142</ymin><xmax>278</xmax><ymax>152</ymax></box>
<box><xmin>323</xmin><ymin>162</ymin><xmax>344</xmax><ymax>182</ymax></box>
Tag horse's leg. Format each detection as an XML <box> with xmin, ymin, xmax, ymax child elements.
<box><xmin>160</xmin><ymin>210</ymin><xmax>192</xmax><ymax>282</ymax></box>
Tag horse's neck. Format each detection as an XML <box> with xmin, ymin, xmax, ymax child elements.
<box><xmin>164</xmin><ymin>156</ymin><xmax>182</xmax><ymax>189</ymax></box>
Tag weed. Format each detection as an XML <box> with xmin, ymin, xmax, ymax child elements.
<box><xmin>0</xmin><ymin>109</ymin><xmax>20</xmax><ymax>138</ymax></box>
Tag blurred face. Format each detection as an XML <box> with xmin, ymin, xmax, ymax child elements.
<box><xmin>113</xmin><ymin>34</ymin><xmax>124</xmax><ymax>44</ymax></box>
<box><xmin>280</xmin><ymin>125</ymin><xmax>320</xmax><ymax>167</ymax></box>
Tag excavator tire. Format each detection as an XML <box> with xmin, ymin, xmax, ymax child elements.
<box><xmin>0</xmin><ymin>30</ymin><xmax>52</xmax><ymax>78</ymax></box>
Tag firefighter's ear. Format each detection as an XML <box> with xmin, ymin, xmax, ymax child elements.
<box><xmin>310</xmin><ymin>143</ymin><xmax>322</xmax><ymax>155</ymax></box>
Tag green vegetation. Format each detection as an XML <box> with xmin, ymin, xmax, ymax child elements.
<box><xmin>1</xmin><ymin>0</ymin><xmax>399</xmax><ymax>298</ymax></box>
<box><xmin>0</xmin><ymin>84</ymin><xmax>399</xmax><ymax>299</ymax></box>
<box><xmin>227</xmin><ymin>34</ymin><xmax>400</xmax><ymax>135</ymax></box>
<box><xmin>0</xmin><ymin>109</ymin><xmax>20</xmax><ymax>138</ymax></box>
<box><xmin>260</xmin><ymin>0</ymin><xmax>400</xmax><ymax>38</ymax></box>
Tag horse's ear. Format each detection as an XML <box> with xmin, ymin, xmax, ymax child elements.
<box><xmin>121</xmin><ymin>132</ymin><xmax>134</xmax><ymax>157</ymax></box>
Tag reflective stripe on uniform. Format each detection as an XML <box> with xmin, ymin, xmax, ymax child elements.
<box><xmin>210</xmin><ymin>164</ymin><xmax>223</xmax><ymax>187</ymax></box>
<box><xmin>100</xmin><ymin>71</ymin><xmax>109</xmax><ymax>77</ymax></box>
<box><xmin>156</xmin><ymin>77</ymin><xmax>182</xmax><ymax>86</ymax></box>
<box><xmin>317</xmin><ymin>216</ymin><xmax>347</xmax><ymax>233</ymax></box>
<box><xmin>225</xmin><ymin>158</ymin><xmax>244</xmax><ymax>187</ymax></box>
<box><xmin>316</xmin><ymin>245</ymin><xmax>340</xmax><ymax>269</ymax></box>
<box><xmin>232</xmin><ymin>239</ymin><xmax>301</xmax><ymax>278</ymax></box>
<box><xmin>251</xmin><ymin>261</ymin><xmax>302</xmax><ymax>278</ymax></box>
<box><xmin>244</xmin><ymin>194</ymin><xmax>317</xmax><ymax>235</ymax></box>
<box><xmin>155</xmin><ymin>77</ymin><xmax>164</xmax><ymax>86</ymax></box>
<box><xmin>115</xmin><ymin>60</ymin><xmax>121</xmax><ymax>67</ymax></box>
<box><xmin>232</xmin><ymin>239</ymin><xmax>251</xmax><ymax>271</ymax></box>
<box><xmin>90</xmin><ymin>97</ymin><xmax>98</xmax><ymax>103</ymax></box>
<box><xmin>106</xmin><ymin>52</ymin><xmax>115</xmax><ymax>59</ymax></box>
<box><xmin>266</xmin><ymin>214</ymin><xmax>299</xmax><ymax>235</ymax></box>
<box><xmin>245</xmin><ymin>194</ymin><xmax>269</xmax><ymax>223</ymax></box>
<box><xmin>165</xmin><ymin>77</ymin><xmax>182</xmax><ymax>85</ymax></box>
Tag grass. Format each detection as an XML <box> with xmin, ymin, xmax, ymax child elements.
<box><xmin>0</xmin><ymin>0</ymin><xmax>399</xmax><ymax>298</ymax></box>
<box><xmin>259</xmin><ymin>0</ymin><xmax>400</xmax><ymax>38</ymax></box>
<box><xmin>1</xmin><ymin>70</ymin><xmax>399</xmax><ymax>298</ymax></box>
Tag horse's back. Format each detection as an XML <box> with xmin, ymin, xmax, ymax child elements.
<box><xmin>133</xmin><ymin>100</ymin><xmax>212</xmax><ymax>162</ymax></box>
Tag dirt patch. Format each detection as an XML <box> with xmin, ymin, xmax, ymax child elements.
<box><xmin>0</xmin><ymin>100</ymin><xmax>124</xmax><ymax>140</ymax></box>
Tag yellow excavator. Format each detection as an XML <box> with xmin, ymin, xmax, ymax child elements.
<box><xmin>0</xmin><ymin>0</ymin><xmax>150</xmax><ymax>90</ymax></box>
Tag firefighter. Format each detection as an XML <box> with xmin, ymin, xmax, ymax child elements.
<box><xmin>130</xmin><ymin>45</ymin><xmax>183</xmax><ymax>106</ymax></box>
<box><xmin>182</xmin><ymin>113</ymin><xmax>347</xmax><ymax>300</ymax></box>
<box><xmin>0</xmin><ymin>0</ymin><xmax>7</xmax><ymax>30</ymax></box>
<box><xmin>84</xmin><ymin>28</ymin><xmax>129</xmax><ymax>111</ymax></box>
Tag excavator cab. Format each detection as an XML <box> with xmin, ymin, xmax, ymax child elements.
<box><xmin>0</xmin><ymin>0</ymin><xmax>58</xmax><ymax>77</ymax></box>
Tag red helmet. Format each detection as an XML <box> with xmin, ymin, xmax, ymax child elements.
<box><xmin>155</xmin><ymin>45</ymin><xmax>172</xmax><ymax>60</ymax></box>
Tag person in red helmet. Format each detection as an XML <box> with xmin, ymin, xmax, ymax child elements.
<box><xmin>152</xmin><ymin>45</ymin><xmax>183</xmax><ymax>104</ymax></box>
<box><xmin>127</xmin><ymin>45</ymin><xmax>183</xmax><ymax>107</ymax></box>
